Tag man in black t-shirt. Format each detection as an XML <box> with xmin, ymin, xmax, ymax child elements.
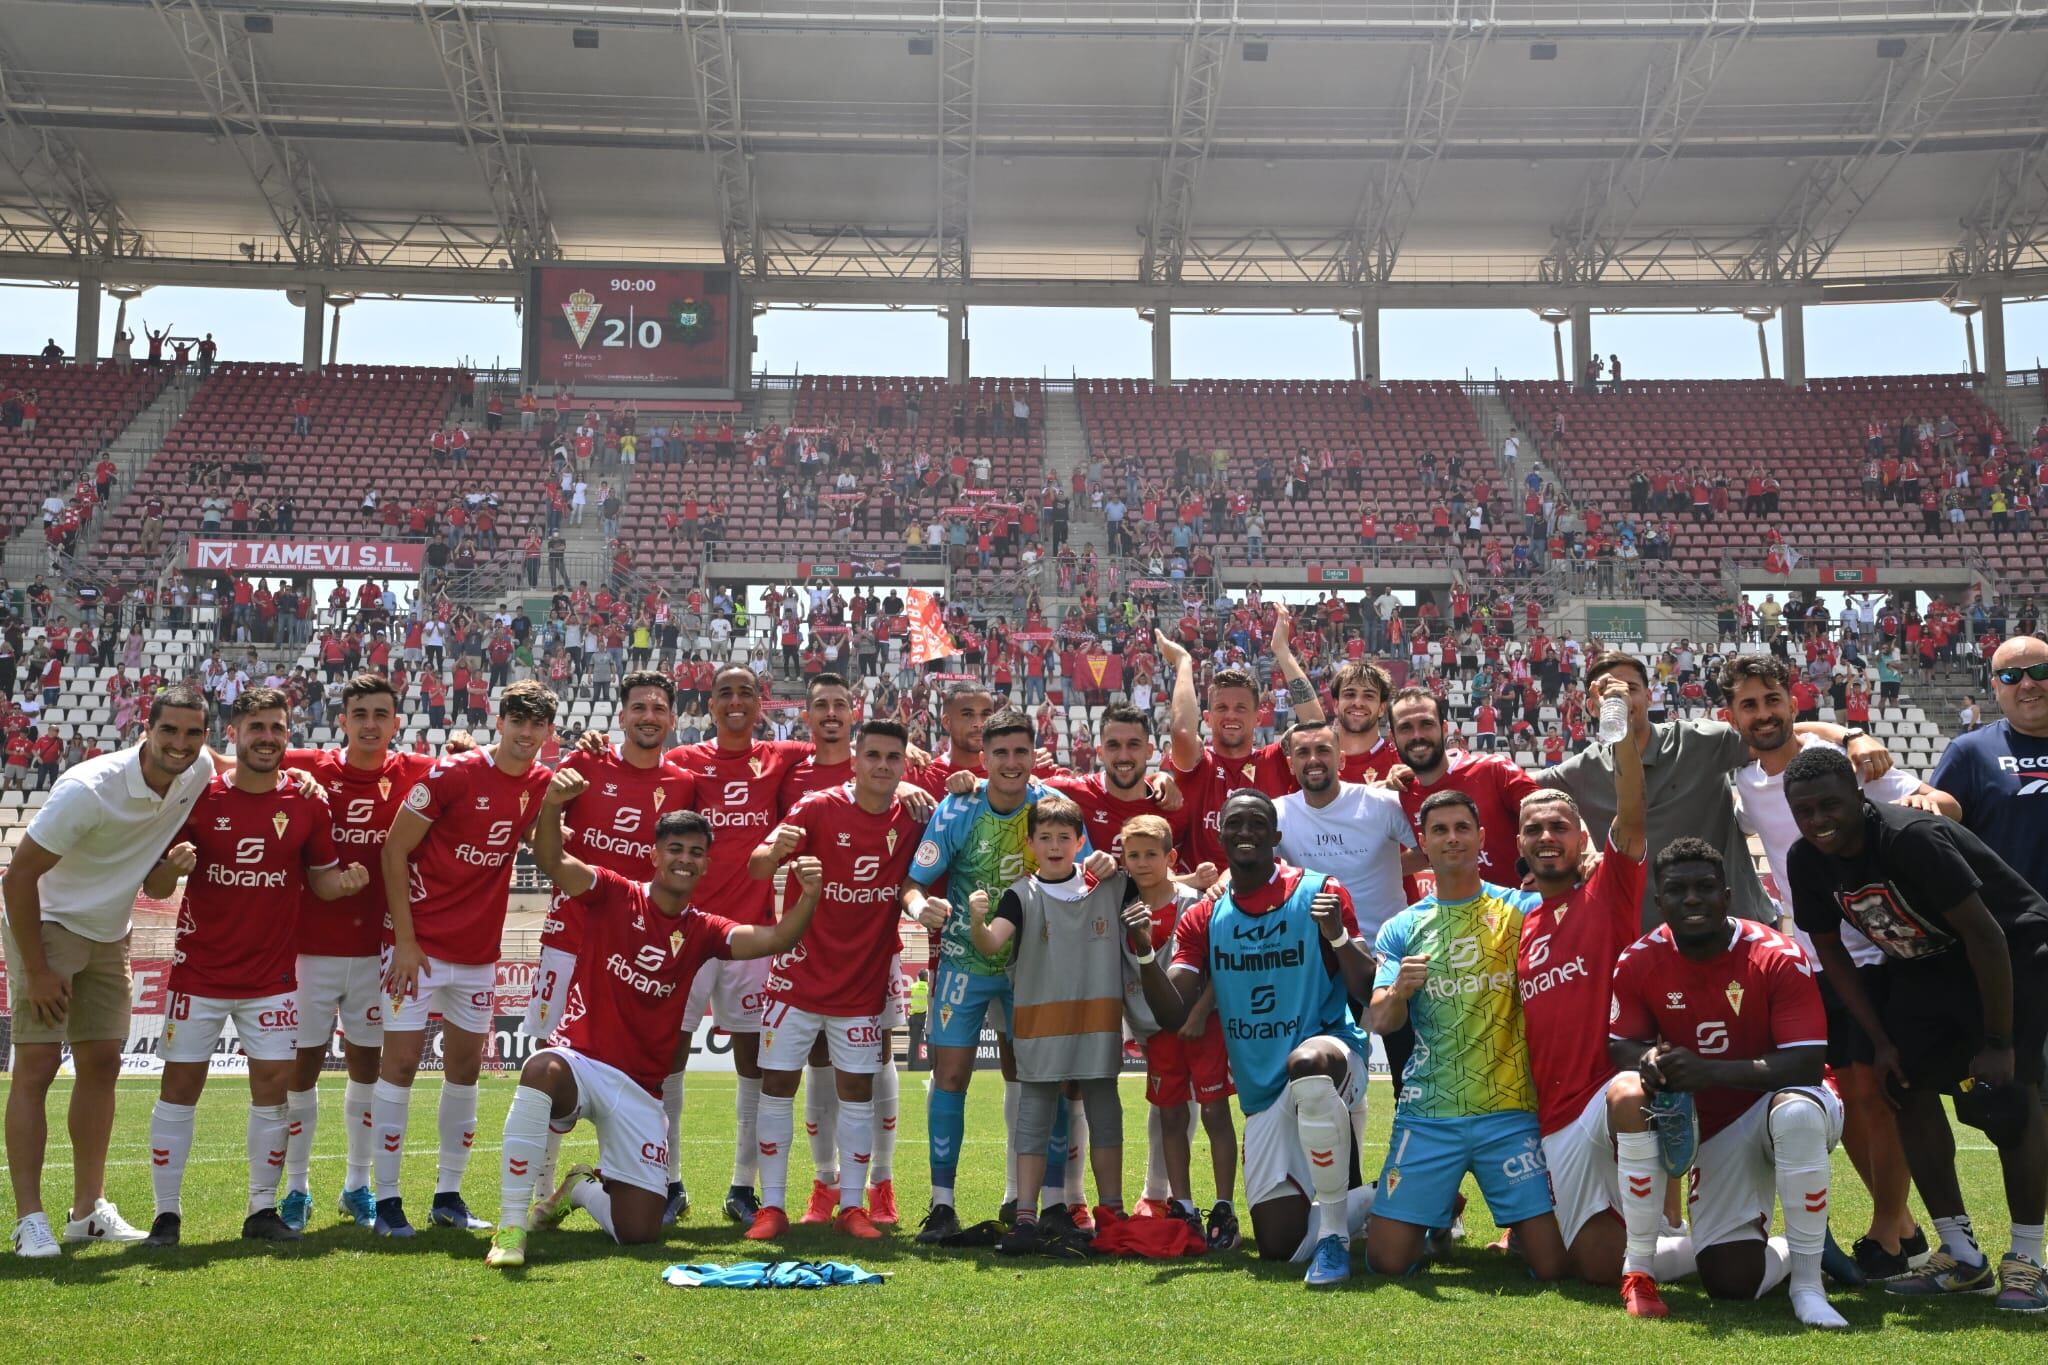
<box><xmin>1783</xmin><ymin>745</ymin><xmax>2048</xmax><ymax>1311</ymax></box>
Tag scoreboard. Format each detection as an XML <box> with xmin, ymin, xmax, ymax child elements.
<box><xmin>525</xmin><ymin>265</ymin><xmax>733</xmax><ymax>389</ymax></box>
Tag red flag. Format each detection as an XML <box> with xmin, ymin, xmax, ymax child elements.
<box><xmin>905</xmin><ymin>587</ymin><xmax>957</xmax><ymax>665</ymax></box>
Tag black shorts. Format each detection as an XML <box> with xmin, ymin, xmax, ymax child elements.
<box><xmin>1877</xmin><ymin>948</ymin><xmax>2048</xmax><ymax>1094</ymax></box>
<box><xmin>1817</xmin><ymin>963</ymin><xmax>1882</xmax><ymax>1068</ymax></box>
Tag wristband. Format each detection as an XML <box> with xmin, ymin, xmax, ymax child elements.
<box><xmin>1326</xmin><ymin>930</ymin><xmax>1351</xmax><ymax>949</ymax></box>
<box><xmin>1134</xmin><ymin>948</ymin><xmax>1156</xmax><ymax>965</ymax></box>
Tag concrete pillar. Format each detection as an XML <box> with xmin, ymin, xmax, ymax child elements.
<box><xmin>1149</xmin><ymin>305</ymin><xmax>1172</xmax><ymax>386</ymax></box>
<box><xmin>734</xmin><ymin>293</ymin><xmax>757</xmax><ymax>391</ymax></box>
<box><xmin>1359</xmin><ymin>302</ymin><xmax>1381</xmax><ymax>384</ymax></box>
<box><xmin>299</xmin><ymin>283</ymin><xmax>327</xmax><ymax>375</ymax></box>
<box><xmin>1780</xmin><ymin>302</ymin><xmax>1806</xmax><ymax>387</ymax></box>
<box><xmin>73</xmin><ymin>272</ymin><xmax>102</xmax><ymax>364</ymax></box>
<box><xmin>327</xmin><ymin>296</ymin><xmax>350</xmax><ymax>368</ymax></box>
<box><xmin>1982</xmin><ymin>294</ymin><xmax>2007</xmax><ymax>382</ymax></box>
<box><xmin>944</xmin><ymin>304</ymin><xmax>968</xmax><ymax>385</ymax></box>
<box><xmin>1568</xmin><ymin>303</ymin><xmax>1592</xmax><ymax>390</ymax></box>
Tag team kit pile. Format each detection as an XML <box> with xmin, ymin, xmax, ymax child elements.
<box><xmin>23</xmin><ymin>635</ymin><xmax>2048</xmax><ymax>1326</ymax></box>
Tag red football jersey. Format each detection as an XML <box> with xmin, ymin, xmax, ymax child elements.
<box><xmin>1045</xmin><ymin>772</ymin><xmax>1192</xmax><ymax>864</ymax></box>
<box><xmin>1166</xmin><ymin>742</ymin><xmax>1295</xmax><ymax>872</ymax></box>
<box><xmin>286</xmin><ymin>748</ymin><xmax>435</xmax><ymax>958</ymax></box>
<box><xmin>542</xmin><ymin>750</ymin><xmax>699</xmax><ymax>958</ymax></box>
<box><xmin>1340</xmin><ymin>738</ymin><xmax>1400</xmax><ymax>785</ymax></box>
<box><xmin>1608</xmin><ymin>920</ymin><xmax>1827</xmax><ymax>1139</ymax></box>
<box><xmin>400</xmin><ymin>747</ymin><xmax>554</xmax><ymax>965</ymax></box>
<box><xmin>765</xmin><ymin>787</ymin><xmax>922</xmax><ymax>1016</ymax></box>
<box><xmin>1396</xmin><ymin>752</ymin><xmax>1540</xmax><ymax>890</ymax></box>
<box><xmin>777</xmin><ymin>752</ymin><xmax>852</xmax><ymax>812</ymax></box>
<box><xmin>552</xmin><ymin>869</ymin><xmax>741</xmax><ymax>1097</ymax></box>
<box><xmin>664</xmin><ymin>739</ymin><xmax>809</xmax><ymax>926</ymax></box>
<box><xmin>172</xmin><ymin>779</ymin><xmax>339</xmax><ymax>998</ymax></box>
<box><xmin>1518</xmin><ymin>842</ymin><xmax>1648</xmax><ymax>1134</ymax></box>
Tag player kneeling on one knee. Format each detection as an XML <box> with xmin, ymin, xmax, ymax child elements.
<box><xmin>486</xmin><ymin>776</ymin><xmax>824</xmax><ymax>1268</ymax></box>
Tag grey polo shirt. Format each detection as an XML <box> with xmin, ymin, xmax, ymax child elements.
<box><xmin>1533</xmin><ymin>720</ymin><xmax>1762</xmax><ymax>929</ymax></box>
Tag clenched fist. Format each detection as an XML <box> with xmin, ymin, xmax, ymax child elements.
<box><xmin>334</xmin><ymin>863</ymin><xmax>371</xmax><ymax>895</ymax></box>
<box><xmin>543</xmin><ymin>767</ymin><xmax>588</xmax><ymax>807</ymax></box>
<box><xmin>791</xmin><ymin>855</ymin><xmax>823</xmax><ymax>894</ymax></box>
<box><xmin>162</xmin><ymin>841</ymin><xmax>198</xmax><ymax>876</ymax></box>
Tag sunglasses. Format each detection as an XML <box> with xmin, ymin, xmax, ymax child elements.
<box><xmin>1995</xmin><ymin>662</ymin><xmax>2048</xmax><ymax>686</ymax></box>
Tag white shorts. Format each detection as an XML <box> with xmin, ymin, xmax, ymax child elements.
<box><xmin>161</xmin><ymin>990</ymin><xmax>299</xmax><ymax>1064</ymax></box>
<box><xmin>1687</xmin><ymin>1086</ymin><xmax>1844</xmax><ymax>1251</ymax></box>
<box><xmin>294</xmin><ymin>954</ymin><xmax>385</xmax><ymax>1049</ymax></box>
<box><xmin>757</xmin><ymin>1000</ymin><xmax>887</xmax><ymax>1074</ymax></box>
<box><xmin>1542</xmin><ymin>1083</ymin><xmax>1620</xmax><ymax>1247</ymax></box>
<box><xmin>537</xmin><ymin>1047</ymin><xmax>669</xmax><ymax>1196</ymax></box>
<box><xmin>520</xmin><ymin>946</ymin><xmax>578</xmax><ymax>1039</ymax></box>
<box><xmin>1243</xmin><ymin>1048</ymin><xmax>1366</xmax><ymax>1208</ymax></box>
<box><xmin>683</xmin><ymin>955</ymin><xmax>770</xmax><ymax>1035</ymax></box>
<box><xmin>879</xmin><ymin>953</ymin><xmax>909</xmax><ymax>1029</ymax></box>
<box><xmin>380</xmin><ymin>950</ymin><xmax>497</xmax><ymax>1035</ymax></box>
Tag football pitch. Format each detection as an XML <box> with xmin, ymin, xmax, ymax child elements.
<box><xmin>0</xmin><ymin>1074</ymin><xmax>2038</xmax><ymax>1363</ymax></box>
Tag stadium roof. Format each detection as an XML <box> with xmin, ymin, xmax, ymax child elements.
<box><xmin>2</xmin><ymin>0</ymin><xmax>2047</xmax><ymax>308</ymax></box>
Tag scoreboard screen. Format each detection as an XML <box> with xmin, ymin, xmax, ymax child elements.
<box><xmin>526</xmin><ymin>265</ymin><xmax>733</xmax><ymax>389</ymax></box>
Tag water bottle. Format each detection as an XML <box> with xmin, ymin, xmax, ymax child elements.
<box><xmin>1598</xmin><ymin>693</ymin><xmax>1630</xmax><ymax>745</ymax></box>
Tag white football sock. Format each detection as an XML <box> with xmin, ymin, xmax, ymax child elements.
<box><xmin>806</xmin><ymin>1066</ymin><xmax>840</xmax><ymax>1185</ymax></box>
<box><xmin>2011</xmin><ymin>1223</ymin><xmax>2044</xmax><ymax>1265</ymax></box>
<box><xmin>536</xmin><ymin>1118</ymin><xmax>573</xmax><ymax>1196</ymax></box>
<box><xmin>836</xmin><ymin>1099</ymin><xmax>873</xmax><ymax>1211</ymax></box>
<box><xmin>1288</xmin><ymin>1073</ymin><xmax>1351</xmax><ymax>1242</ymax></box>
<box><xmin>1348</xmin><ymin>1084</ymin><xmax>1368</xmax><ymax>1160</ymax></box>
<box><xmin>372</xmin><ymin>1080</ymin><xmax>411</xmax><ymax>1201</ymax></box>
<box><xmin>1064</xmin><ymin>1098</ymin><xmax>1089</xmax><ymax>1206</ymax></box>
<box><xmin>570</xmin><ymin>1176</ymin><xmax>618</xmax><ymax>1242</ymax></box>
<box><xmin>284</xmin><ymin>1088</ymin><xmax>318</xmax><ymax>1196</ymax></box>
<box><xmin>1653</xmin><ymin>1234</ymin><xmax>1697</xmax><ymax>1283</ymax></box>
<box><xmin>1757</xmin><ymin>1235</ymin><xmax>1793</xmax><ymax>1295</ymax></box>
<box><xmin>248</xmin><ymin>1103</ymin><xmax>289</xmax><ymax>1214</ymax></box>
<box><xmin>756</xmin><ymin>1093</ymin><xmax>794</xmax><ymax>1212</ymax></box>
<box><xmin>1003</xmin><ymin>1080</ymin><xmax>1021</xmax><ymax>1203</ymax></box>
<box><xmin>732</xmin><ymin>1076</ymin><xmax>762</xmax><ymax>1188</ymax></box>
<box><xmin>1768</xmin><ymin>1099</ymin><xmax>1834</xmax><ymax>1308</ymax></box>
<box><xmin>498</xmin><ymin>1086</ymin><xmax>553</xmax><ymax>1232</ymax></box>
<box><xmin>871</xmin><ymin>1059</ymin><xmax>899</xmax><ymax>1183</ymax></box>
<box><xmin>662</xmin><ymin>1071</ymin><xmax>685</xmax><ymax>1185</ymax></box>
<box><xmin>1142</xmin><ymin>1105</ymin><xmax>1170</xmax><ymax>1202</ymax></box>
<box><xmin>1289</xmin><ymin>1189</ymin><xmax>1373</xmax><ymax>1263</ymax></box>
<box><xmin>149</xmin><ymin>1100</ymin><xmax>196</xmax><ymax>1217</ymax></box>
<box><xmin>1616</xmin><ymin>1129</ymin><xmax>1663</xmax><ymax>1277</ymax></box>
<box><xmin>1935</xmin><ymin>1213</ymin><xmax>1986</xmax><ymax>1268</ymax></box>
<box><xmin>435</xmin><ymin>1081</ymin><xmax>479</xmax><ymax>1196</ymax></box>
<box><xmin>342</xmin><ymin>1080</ymin><xmax>376</xmax><ymax>1190</ymax></box>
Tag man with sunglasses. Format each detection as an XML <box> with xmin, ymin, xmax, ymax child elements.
<box><xmin>1932</xmin><ymin>637</ymin><xmax>2048</xmax><ymax>902</ymax></box>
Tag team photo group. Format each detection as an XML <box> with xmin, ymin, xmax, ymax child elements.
<box><xmin>5</xmin><ymin>616</ymin><xmax>2046</xmax><ymax>1329</ymax></box>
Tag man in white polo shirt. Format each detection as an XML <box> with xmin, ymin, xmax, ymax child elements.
<box><xmin>3</xmin><ymin>683</ymin><xmax>215</xmax><ymax>1259</ymax></box>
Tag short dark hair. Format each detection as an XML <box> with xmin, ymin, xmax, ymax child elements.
<box><xmin>148</xmin><ymin>682</ymin><xmax>210</xmax><ymax>726</ymax></box>
<box><xmin>232</xmin><ymin>686</ymin><xmax>290</xmax><ymax>720</ymax></box>
<box><xmin>1653</xmin><ymin>835</ymin><xmax>1725</xmax><ymax>885</ymax></box>
<box><xmin>498</xmin><ymin>678</ymin><xmax>558</xmax><ymax>723</ymax></box>
<box><xmin>712</xmin><ymin>663</ymin><xmax>758</xmax><ymax>691</ymax></box>
<box><xmin>654</xmin><ymin>810</ymin><xmax>712</xmax><ymax>845</ymax></box>
<box><xmin>1208</xmin><ymin>667</ymin><xmax>1259</xmax><ymax>701</ymax></box>
<box><xmin>1783</xmin><ymin>743</ymin><xmax>1857</xmax><ymax>791</ymax></box>
<box><xmin>1717</xmin><ymin>652</ymin><xmax>1790</xmax><ymax>695</ymax></box>
<box><xmin>982</xmin><ymin>707</ymin><xmax>1033</xmax><ymax>745</ymax></box>
<box><xmin>942</xmin><ymin>682</ymin><xmax>993</xmax><ymax>711</ymax></box>
<box><xmin>1098</xmin><ymin>701</ymin><xmax>1151</xmax><ymax>736</ymax></box>
<box><xmin>1418</xmin><ymin>789</ymin><xmax>1479</xmax><ymax>831</ymax></box>
<box><xmin>807</xmin><ymin>671</ymin><xmax>851</xmax><ymax>696</ymax></box>
<box><xmin>855</xmin><ymin>718</ymin><xmax>908</xmax><ymax>747</ymax></box>
<box><xmin>1388</xmin><ymin>685</ymin><xmax>1444</xmax><ymax>725</ymax></box>
<box><xmin>1587</xmin><ymin>651</ymin><xmax>1650</xmax><ymax>688</ymax></box>
<box><xmin>1027</xmin><ymin>794</ymin><xmax>1085</xmax><ymax>837</ymax></box>
<box><xmin>1331</xmin><ymin>659</ymin><xmax>1393</xmax><ymax>703</ymax></box>
<box><xmin>341</xmin><ymin>672</ymin><xmax>398</xmax><ymax>710</ymax></box>
<box><xmin>619</xmin><ymin>669</ymin><xmax>676</xmax><ymax>708</ymax></box>
<box><xmin>1284</xmin><ymin>717</ymin><xmax>1336</xmax><ymax>752</ymax></box>
<box><xmin>1221</xmin><ymin>787</ymin><xmax>1277</xmax><ymax>820</ymax></box>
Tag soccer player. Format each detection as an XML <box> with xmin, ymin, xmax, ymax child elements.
<box><xmin>524</xmin><ymin>671</ymin><xmax>696</xmax><ymax>1219</ymax></box>
<box><xmin>664</xmin><ymin>663</ymin><xmax>809</xmax><ymax>1224</ymax></box>
<box><xmin>277</xmin><ymin>673</ymin><xmax>439</xmax><ymax>1231</ymax></box>
<box><xmin>1327</xmin><ymin>659</ymin><xmax>1400</xmax><ymax>782</ymax></box>
<box><xmin>908</xmin><ymin>709</ymin><xmax>1076</xmax><ymax>1242</ymax></box>
<box><xmin>136</xmin><ymin>688</ymin><xmax>368</xmax><ymax>1247</ymax></box>
<box><xmin>1785</xmin><ymin>744</ymin><xmax>2048</xmax><ymax>1311</ymax></box>
<box><xmin>745</xmin><ymin>719</ymin><xmax>924</xmax><ymax>1242</ymax></box>
<box><xmin>1722</xmin><ymin>652</ymin><xmax>1953</xmax><ymax>1279</ymax></box>
<box><xmin>1122</xmin><ymin>813</ymin><xmax>1240</xmax><ymax>1250</ymax></box>
<box><xmin>1368</xmin><ymin>790</ymin><xmax>1567</xmax><ymax>1282</ymax></box>
<box><xmin>1513</xmin><ymin>675</ymin><xmax>1667</xmax><ymax>1303</ymax></box>
<box><xmin>1160</xmin><ymin>610</ymin><xmax>1324</xmax><ymax>873</ymax></box>
<box><xmin>1608</xmin><ymin>837</ymin><xmax>1846</xmax><ymax>1329</ymax></box>
<box><xmin>907</xmin><ymin>682</ymin><xmax>998</xmax><ymax>796</ymax></box>
<box><xmin>1166</xmin><ymin>790</ymin><xmax>1377</xmax><ymax>1285</ymax></box>
<box><xmin>1045</xmin><ymin>701</ymin><xmax>1192</xmax><ymax>863</ymax></box>
<box><xmin>375</xmin><ymin>679</ymin><xmax>558</xmax><ymax>1237</ymax></box>
<box><xmin>4</xmin><ymin>683</ymin><xmax>214</xmax><ymax>1259</ymax></box>
<box><xmin>485</xmin><ymin>783</ymin><xmax>823</xmax><ymax>1268</ymax></box>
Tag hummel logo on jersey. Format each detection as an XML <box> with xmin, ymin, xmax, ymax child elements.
<box><xmin>604</xmin><ymin>782</ymin><xmax>619</xmax><ymax>796</ymax></box>
<box><xmin>837</xmin><ymin>832</ymin><xmax>852</xmax><ymax>847</ymax></box>
<box><xmin>214</xmin><ymin>816</ymin><xmax>232</xmax><ymax>830</ymax></box>
<box><xmin>1666</xmin><ymin>992</ymin><xmax>1685</xmax><ymax>1009</ymax></box>
<box><xmin>476</xmin><ymin>796</ymin><xmax>491</xmax><ymax>811</ymax></box>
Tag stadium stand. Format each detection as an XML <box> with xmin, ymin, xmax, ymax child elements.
<box><xmin>0</xmin><ymin>357</ymin><xmax>166</xmax><ymax>541</ymax></box>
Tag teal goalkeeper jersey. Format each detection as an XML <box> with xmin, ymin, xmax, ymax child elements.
<box><xmin>910</xmin><ymin>781</ymin><xmax>1083</xmax><ymax>975</ymax></box>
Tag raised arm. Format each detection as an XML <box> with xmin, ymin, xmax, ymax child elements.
<box><xmin>730</xmin><ymin>856</ymin><xmax>824</xmax><ymax>960</ymax></box>
<box><xmin>749</xmin><ymin>821</ymin><xmax>803</xmax><ymax>881</ymax></box>
<box><xmin>1158</xmin><ymin>630</ymin><xmax>1203</xmax><ymax>772</ymax></box>
<box><xmin>967</xmin><ymin>888</ymin><xmax>1017</xmax><ymax>958</ymax></box>
<box><xmin>1599</xmin><ymin>674</ymin><xmax>1647</xmax><ymax>861</ymax></box>
<box><xmin>1271</xmin><ymin>604</ymin><xmax>1324</xmax><ymax>725</ymax></box>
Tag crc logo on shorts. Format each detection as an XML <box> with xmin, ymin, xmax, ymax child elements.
<box><xmin>640</xmin><ymin>1141</ymin><xmax>670</xmax><ymax>1167</ymax></box>
<box><xmin>1501</xmin><ymin>1141</ymin><xmax>1545</xmax><ymax>1180</ymax></box>
<box><xmin>258</xmin><ymin>1005</ymin><xmax>300</xmax><ymax>1030</ymax></box>
<box><xmin>405</xmin><ymin>782</ymin><xmax>432</xmax><ymax>812</ymax></box>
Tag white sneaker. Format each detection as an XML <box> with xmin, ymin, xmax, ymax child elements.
<box><xmin>12</xmin><ymin>1213</ymin><xmax>61</xmax><ymax>1259</ymax></box>
<box><xmin>64</xmin><ymin>1199</ymin><xmax>148</xmax><ymax>1244</ymax></box>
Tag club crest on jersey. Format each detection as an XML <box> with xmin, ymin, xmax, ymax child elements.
<box><xmin>1725</xmin><ymin>982</ymin><xmax>1745</xmax><ymax>1015</ymax></box>
<box><xmin>670</xmin><ymin>929</ymin><xmax>684</xmax><ymax>956</ymax></box>
<box><xmin>885</xmin><ymin>829</ymin><xmax>899</xmax><ymax>854</ymax></box>
<box><xmin>272</xmin><ymin>810</ymin><xmax>290</xmax><ymax>838</ymax></box>
<box><xmin>1240</xmin><ymin>763</ymin><xmax>1256</xmax><ymax>783</ymax></box>
<box><xmin>1482</xmin><ymin>909</ymin><xmax>1500</xmax><ymax>932</ymax></box>
<box><xmin>378</xmin><ymin>778</ymin><xmax>392</xmax><ymax>800</ymax></box>
<box><xmin>519</xmin><ymin>792</ymin><xmax>531</xmax><ymax>815</ymax></box>
<box><xmin>653</xmin><ymin>785</ymin><xmax>669</xmax><ymax>811</ymax></box>
<box><xmin>749</xmin><ymin>756</ymin><xmax>767</xmax><ymax>778</ymax></box>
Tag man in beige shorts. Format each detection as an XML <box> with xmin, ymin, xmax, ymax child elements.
<box><xmin>2</xmin><ymin>684</ymin><xmax>216</xmax><ymax>1258</ymax></box>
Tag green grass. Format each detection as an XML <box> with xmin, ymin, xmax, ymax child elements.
<box><xmin>0</xmin><ymin>1074</ymin><xmax>2040</xmax><ymax>1362</ymax></box>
